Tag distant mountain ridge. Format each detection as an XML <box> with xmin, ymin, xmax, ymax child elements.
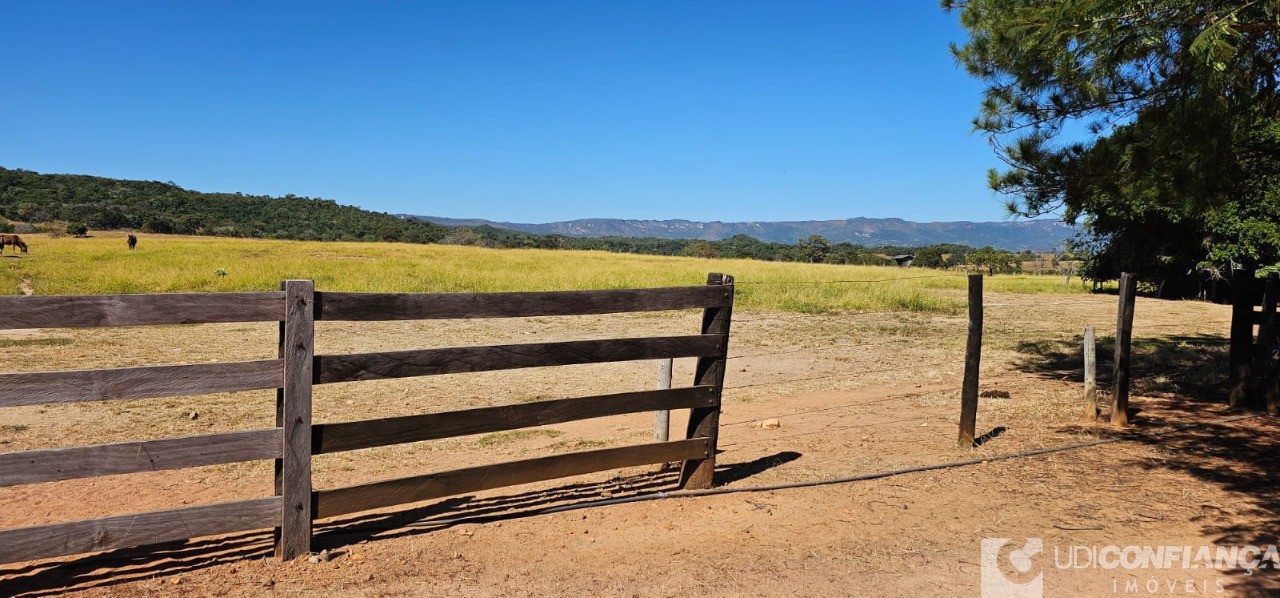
<box><xmin>412</xmin><ymin>215</ymin><xmax>1077</xmax><ymax>251</ymax></box>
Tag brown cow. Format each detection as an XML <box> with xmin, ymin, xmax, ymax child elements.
<box><xmin>0</xmin><ymin>234</ymin><xmax>28</xmax><ymax>254</ymax></box>
<box><xmin>128</xmin><ymin>234</ymin><xmax>137</xmax><ymax>250</ymax></box>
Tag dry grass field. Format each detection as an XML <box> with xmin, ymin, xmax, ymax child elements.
<box><xmin>0</xmin><ymin>232</ymin><xmax>1088</xmax><ymax>312</ymax></box>
<box><xmin>0</xmin><ymin>234</ymin><xmax>1275</xmax><ymax>596</ymax></box>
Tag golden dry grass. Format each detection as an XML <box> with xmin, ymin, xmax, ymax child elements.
<box><xmin>1</xmin><ymin>232</ymin><xmax>1089</xmax><ymax>314</ymax></box>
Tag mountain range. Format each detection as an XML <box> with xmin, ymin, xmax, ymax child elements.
<box><xmin>412</xmin><ymin>215</ymin><xmax>1078</xmax><ymax>251</ymax></box>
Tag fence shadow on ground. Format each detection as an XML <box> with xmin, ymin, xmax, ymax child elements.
<box><xmin>0</xmin><ymin>451</ymin><xmax>799</xmax><ymax>597</ymax></box>
<box><xmin>1014</xmin><ymin>333</ymin><xmax>1231</xmax><ymax>405</ymax></box>
<box><xmin>1012</xmin><ymin>331</ymin><xmax>1280</xmax><ymax>593</ymax></box>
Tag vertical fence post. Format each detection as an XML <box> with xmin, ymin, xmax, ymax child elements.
<box><xmin>654</xmin><ymin>358</ymin><xmax>673</xmax><ymax>442</ymax></box>
<box><xmin>1111</xmin><ymin>273</ymin><xmax>1137</xmax><ymax>426</ymax></box>
<box><xmin>275</xmin><ymin>280</ymin><xmax>314</xmax><ymax>559</ymax></box>
<box><xmin>958</xmin><ymin>273</ymin><xmax>983</xmax><ymax>448</ymax></box>
<box><xmin>1260</xmin><ymin>275</ymin><xmax>1278</xmax><ymax>415</ymax></box>
<box><xmin>679</xmin><ymin>273</ymin><xmax>733</xmax><ymax>489</ymax></box>
<box><xmin>1083</xmin><ymin>325</ymin><xmax>1097</xmax><ymax>420</ymax></box>
<box><xmin>1229</xmin><ymin>271</ymin><xmax>1258</xmax><ymax>409</ymax></box>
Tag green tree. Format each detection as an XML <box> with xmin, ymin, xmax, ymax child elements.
<box><xmin>945</xmin><ymin>0</ymin><xmax>1280</xmax><ymax>280</ymax></box>
<box><xmin>682</xmin><ymin>241</ymin><xmax>719</xmax><ymax>259</ymax></box>
<box><xmin>913</xmin><ymin>246</ymin><xmax>946</xmax><ymax>269</ymax></box>
<box><xmin>67</xmin><ymin>222</ymin><xmax>88</xmax><ymax>237</ymax></box>
<box><xmin>968</xmin><ymin>246</ymin><xmax>1022</xmax><ymax>275</ymax></box>
<box><xmin>796</xmin><ymin>234</ymin><xmax>830</xmax><ymax>263</ymax></box>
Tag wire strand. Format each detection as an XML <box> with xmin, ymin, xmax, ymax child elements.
<box><xmin>734</xmin><ymin>274</ymin><xmax>969</xmax><ymax>285</ymax></box>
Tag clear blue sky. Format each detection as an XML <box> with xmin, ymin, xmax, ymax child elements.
<box><xmin>0</xmin><ymin>1</ymin><xmax>1013</xmax><ymax>224</ymax></box>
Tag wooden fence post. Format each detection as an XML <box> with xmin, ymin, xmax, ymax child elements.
<box><xmin>958</xmin><ymin>273</ymin><xmax>983</xmax><ymax>448</ymax></box>
<box><xmin>1083</xmin><ymin>325</ymin><xmax>1097</xmax><ymax>420</ymax></box>
<box><xmin>1260</xmin><ymin>275</ymin><xmax>1278</xmax><ymax>415</ymax></box>
<box><xmin>679</xmin><ymin>273</ymin><xmax>733</xmax><ymax>489</ymax></box>
<box><xmin>1229</xmin><ymin>271</ymin><xmax>1258</xmax><ymax>409</ymax></box>
<box><xmin>275</xmin><ymin>280</ymin><xmax>314</xmax><ymax>559</ymax></box>
<box><xmin>1111</xmin><ymin>273</ymin><xmax>1137</xmax><ymax>426</ymax></box>
<box><xmin>654</xmin><ymin>358</ymin><xmax>673</xmax><ymax>442</ymax></box>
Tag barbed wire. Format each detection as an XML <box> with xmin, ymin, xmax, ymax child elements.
<box><xmin>732</xmin><ymin>311</ymin><xmax>896</xmax><ymax>323</ymax></box>
<box><xmin>734</xmin><ymin>274</ymin><xmax>969</xmax><ymax>285</ymax></box>
<box><xmin>720</xmin><ymin>391</ymin><xmax>936</xmax><ymax>427</ymax></box>
<box><xmin>723</xmin><ymin>359</ymin><xmax>959</xmax><ymax>391</ymax></box>
<box><xmin>719</xmin><ymin>418</ymin><xmax>920</xmax><ymax>449</ymax></box>
<box><xmin>727</xmin><ymin>337</ymin><xmax>918</xmax><ymax>361</ymax></box>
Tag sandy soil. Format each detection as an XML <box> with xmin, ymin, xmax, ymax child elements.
<box><xmin>2</xmin><ymin>290</ymin><xmax>1279</xmax><ymax>596</ymax></box>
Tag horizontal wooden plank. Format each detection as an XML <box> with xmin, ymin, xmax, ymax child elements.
<box><xmin>314</xmin><ymin>286</ymin><xmax>732</xmax><ymax>321</ymax></box>
<box><xmin>0</xmin><ymin>428</ymin><xmax>282</xmax><ymax>487</ymax></box>
<box><xmin>314</xmin><ymin>438</ymin><xmax>710</xmax><ymax>519</ymax></box>
<box><xmin>315</xmin><ymin>335</ymin><xmax>723</xmax><ymax>384</ymax></box>
<box><xmin>0</xmin><ymin>359</ymin><xmax>283</xmax><ymax>407</ymax></box>
<box><xmin>314</xmin><ymin>386</ymin><xmax>719</xmax><ymax>454</ymax></box>
<box><xmin>0</xmin><ymin>292</ymin><xmax>286</xmax><ymax>330</ymax></box>
<box><xmin>0</xmin><ymin>497</ymin><xmax>281</xmax><ymax>565</ymax></box>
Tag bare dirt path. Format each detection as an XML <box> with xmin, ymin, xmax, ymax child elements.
<box><xmin>2</xmin><ymin>292</ymin><xmax>1277</xmax><ymax>596</ymax></box>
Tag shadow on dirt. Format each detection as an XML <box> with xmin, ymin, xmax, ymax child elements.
<box><xmin>1014</xmin><ymin>333</ymin><xmax>1231</xmax><ymax>406</ymax></box>
<box><xmin>973</xmin><ymin>426</ymin><xmax>1006</xmax><ymax>447</ymax></box>
<box><xmin>0</xmin><ymin>451</ymin><xmax>800</xmax><ymax>596</ymax></box>
<box><xmin>1013</xmin><ymin>331</ymin><xmax>1280</xmax><ymax>593</ymax></box>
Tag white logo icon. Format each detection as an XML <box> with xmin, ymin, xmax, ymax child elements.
<box><xmin>981</xmin><ymin>538</ymin><xmax>1044</xmax><ymax>597</ymax></box>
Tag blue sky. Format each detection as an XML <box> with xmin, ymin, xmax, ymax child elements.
<box><xmin>0</xmin><ymin>2</ymin><xmax>1015</xmax><ymax>224</ymax></box>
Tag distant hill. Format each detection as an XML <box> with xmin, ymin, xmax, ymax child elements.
<box><xmin>0</xmin><ymin>167</ymin><xmax>451</xmax><ymax>243</ymax></box>
<box><xmin>0</xmin><ymin>166</ymin><xmax>1075</xmax><ymax>255</ymax></box>
<box><xmin>412</xmin><ymin>215</ymin><xmax>1077</xmax><ymax>251</ymax></box>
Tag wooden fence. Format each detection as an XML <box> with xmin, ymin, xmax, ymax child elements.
<box><xmin>0</xmin><ymin>273</ymin><xmax>734</xmax><ymax>563</ymax></box>
<box><xmin>1229</xmin><ymin>272</ymin><xmax>1279</xmax><ymax>412</ymax></box>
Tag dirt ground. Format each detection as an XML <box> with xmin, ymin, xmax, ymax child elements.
<box><xmin>2</xmin><ymin>289</ymin><xmax>1279</xmax><ymax>596</ymax></box>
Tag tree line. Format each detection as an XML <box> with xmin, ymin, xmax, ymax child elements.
<box><xmin>0</xmin><ymin>167</ymin><xmax>454</xmax><ymax>243</ymax></box>
<box><xmin>0</xmin><ymin>167</ymin><xmax>1036</xmax><ymax>272</ymax></box>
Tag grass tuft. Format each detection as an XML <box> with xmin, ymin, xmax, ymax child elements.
<box><xmin>475</xmin><ymin>429</ymin><xmax>564</xmax><ymax>447</ymax></box>
<box><xmin>0</xmin><ymin>338</ymin><xmax>72</xmax><ymax>348</ymax></box>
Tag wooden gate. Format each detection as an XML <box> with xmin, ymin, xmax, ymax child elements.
<box><xmin>0</xmin><ymin>273</ymin><xmax>733</xmax><ymax>563</ymax></box>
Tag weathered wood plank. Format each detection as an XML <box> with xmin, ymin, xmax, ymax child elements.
<box><xmin>1083</xmin><ymin>325</ymin><xmax>1097</xmax><ymax>420</ymax></box>
<box><xmin>0</xmin><ymin>359</ymin><xmax>284</xmax><ymax>407</ymax></box>
<box><xmin>313</xmin><ymin>286</ymin><xmax>732</xmax><ymax>321</ymax></box>
<box><xmin>654</xmin><ymin>359</ymin><xmax>674</xmax><ymax>442</ymax></box>
<box><xmin>679</xmin><ymin>273</ymin><xmax>734</xmax><ymax>489</ymax></box>
<box><xmin>1260</xmin><ymin>276</ymin><xmax>1279</xmax><ymax>415</ymax></box>
<box><xmin>276</xmin><ymin>280</ymin><xmax>314</xmax><ymax>560</ymax></box>
<box><xmin>1111</xmin><ymin>272</ymin><xmax>1138</xmax><ymax>426</ymax></box>
<box><xmin>1230</xmin><ymin>272</ymin><xmax>1259</xmax><ymax>408</ymax></box>
<box><xmin>0</xmin><ymin>292</ymin><xmax>285</xmax><ymax>330</ymax></box>
<box><xmin>0</xmin><ymin>428</ymin><xmax>281</xmax><ymax>487</ymax></box>
<box><xmin>0</xmin><ymin>497</ymin><xmax>281</xmax><ymax>565</ymax></box>
<box><xmin>957</xmin><ymin>273</ymin><xmax>983</xmax><ymax>448</ymax></box>
<box><xmin>315</xmin><ymin>335</ymin><xmax>723</xmax><ymax>384</ymax></box>
<box><xmin>314</xmin><ymin>438</ymin><xmax>710</xmax><ymax>519</ymax></box>
<box><xmin>314</xmin><ymin>386</ymin><xmax>719</xmax><ymax>454</ymax></box>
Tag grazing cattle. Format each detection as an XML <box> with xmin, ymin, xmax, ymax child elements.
<box><xmin>0</xmin><ymin>234</ymin><xmax>28</xmax><ymax>254</ymax></box>
<box><xmin>128</xmin><ymin>234</ymin><xmax>137</xmax><ymax>250</ymax></box>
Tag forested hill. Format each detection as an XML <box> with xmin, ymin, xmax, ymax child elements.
<box><xmin>0</xmin><ymin>167</ymin><xmax>1043</xmax><ymax>271</ymax></box>
<box><xmin>0</xmin><ymin>167</ymin><xmax>452</xmax><ymax>242</ymax></box>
